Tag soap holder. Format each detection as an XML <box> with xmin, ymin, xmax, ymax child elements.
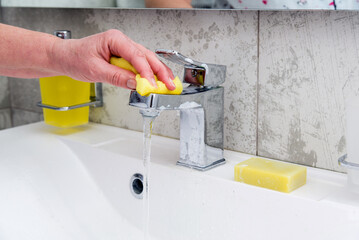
<box><xmin>338</xmin><ymin>154</ymin><xmax>359</xmax><ymax>193</ymax></box>
<box><xmin>37</xmin><ymin>82</ymin><xmax>103</xmax><ymax>111</ymax></box>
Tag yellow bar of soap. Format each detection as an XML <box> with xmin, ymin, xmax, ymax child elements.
<box><xmin>234</xmin><ymin>157</ymin><xmax>307</xmax><ymax>193</ymax></box>
<box><xmin>110</xmin><ymin>56</ymin><xmax>183</xmax><ymax>96</ymax></box>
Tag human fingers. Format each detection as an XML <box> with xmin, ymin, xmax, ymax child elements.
<box><xmin>133</xmin><ymin>42</ymin><xmax>176</xmax><ymax>91</ymax></box>
<box><xmin>92</xmin><ymin>58</ymin><xmax>137</xmax><ymax>89</ymax></box>
<box><xmin>105</xmin><ymin>30</ymin><xmax>157</xmax><ymax>88</ymax></box>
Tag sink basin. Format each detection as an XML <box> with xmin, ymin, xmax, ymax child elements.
<box><xmin>1</xmin><ymin>122</ymin><xmax>359</xmax><ymax>240</ymax></box>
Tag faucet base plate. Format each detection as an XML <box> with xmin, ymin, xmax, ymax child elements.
<box><xmin>176</xmin><ymin>158</ymin><xmax>226</xmax><ymax>171</ymax></box>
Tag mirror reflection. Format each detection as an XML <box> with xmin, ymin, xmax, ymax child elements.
<box><xmin>1</xmin><ymin>0</ymin><xmax>358</xmax><ymax>10</ymax></box>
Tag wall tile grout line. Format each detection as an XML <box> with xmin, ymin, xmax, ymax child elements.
<box><xmin>4</xmin><ymin>78</ymin><xmax>14</xmax><ymax>128</ymax></box>
<box><xmin>256</xmin><ymin>11</ymin><xmax>260</xmax><ymax>157</ymax></box>
<box><xmin>0</xmin><ymin>2</ymin><xmax>2</xmax><ymax>20</ymax></box>
<box><xmin>0</xmin><ymin>1</ymin><xmax>3</xmax><ymax>24</ymax></box>
<box><xmin>12</xmin><ymin>107</ymin><xmax>42</xmax><ymax>112</ymax></box>
<box><xmin>7</xmin><ymin>77</ymin><xmax>14</xmax><ymax>127</ymax></box>
<box><xmin>7</xmin><ymin>77</ymin><xmax>12</xmax><ymax>127</ymax></box>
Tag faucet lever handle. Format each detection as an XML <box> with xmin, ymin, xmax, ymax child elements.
<box><xmin>155</xmin><ymin>49</ymin><xmax>205</xmax><ymax>69</ymax></box>
<box><xmin>155</xmin><ymin>49</ymin><xmax>226</xmax><ymax>87</ymax></box>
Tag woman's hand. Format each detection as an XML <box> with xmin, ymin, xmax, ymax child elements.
<box><xmin>51</xmin><ymin>29</ymin><xmax>176</xmax><ymax>90</ymax></box>
<box><xmin>0</xmin><ymin>24</ymin><xmax>175</xmax><ymax>90</ymax></box>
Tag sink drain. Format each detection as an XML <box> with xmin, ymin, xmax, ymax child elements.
<box><xmin>130</xmin><ymin>173</ymin><xmax>143</xmax><ymax>199</ymax></box>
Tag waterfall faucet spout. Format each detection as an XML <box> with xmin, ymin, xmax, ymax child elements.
<box><xmin>129</xmin><ymin>49</ymin><xmax>226</xmax><ymax>171</ymax></box>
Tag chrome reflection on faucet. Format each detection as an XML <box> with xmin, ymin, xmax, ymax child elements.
<box><xmin>129</xmin><ymin>49</ymin><xmax>226</xmax><ymax>171</ymax></box>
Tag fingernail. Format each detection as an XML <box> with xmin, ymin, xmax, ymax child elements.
<box><xmin>150</xmin><ymin>78</ymin><xmax>158</xmax><ymax>88</ymax></box>
<box><xmin>127</xmin><ymin>79</ymin><xmax>136</xmax><ymax>89</ymax></box>
<box><xmin>169</xmin><ymin>77</ymin><xmax>176</xmax><ymax>89</ymax></box>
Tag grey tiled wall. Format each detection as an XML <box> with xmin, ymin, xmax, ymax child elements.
<box><xmin>0</xmin><ymin>76</ymin><xmax>10</xmax><ymax>109</ymax></box>
<box><xmin>0</xmin><ymin>75</ymin><xmax>43</xmax><ymax>128</ymax></box>
<box><xmin>86</xmin><ymin>9</ymin><xmax>258</xmax><ymax>155</ymax></box>
<box><xmin>258</xmin><ymin>11</ymin><xmax>358</xmax><ymax>172</ymax></box>
<box><xmin>2</xmin><ymin>8</ymin><xmax>258</xmax><ymax>155</ymax></box>
<box><xmin>8</xmin><ymin>78</ymin><xmax>43</xmax><ymax>127</ymax></box>
<box><xmin>1</xmin><ymin>8</ymin><xmax>357</xmax><ymax>172</ymax></box>
<box><xmin>0</xmin><ymin>76</ymin><xmax>11</xmax><ymax>130</ymax></box>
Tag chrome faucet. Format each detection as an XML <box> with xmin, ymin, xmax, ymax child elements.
<box><xmin>129</xmin><ymin>49</ymin><xmax>226</xmax><ymax>171</ymax></box>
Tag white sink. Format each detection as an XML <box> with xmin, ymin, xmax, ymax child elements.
<box><xmin>1</xmin><ymin>122</ymin><xmax>359</xmax><ymax>240</ymax></box>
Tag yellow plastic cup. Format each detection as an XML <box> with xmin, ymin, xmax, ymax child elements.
<box><xmin>39</xmin><ymin>76</ymin><xmax>91</xmax><ymax>128</ymax></box>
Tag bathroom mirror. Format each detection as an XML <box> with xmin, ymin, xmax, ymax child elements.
<box><xmin>1</xmin><ymin>0</ymin><xmax>358</xmax><ymax>10</ymax></box>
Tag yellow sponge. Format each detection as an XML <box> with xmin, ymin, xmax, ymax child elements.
<box><xmin>234</xmin><ymin>157</ymin><xmax>307</xmax><ymax>193</ymax></box>
<box><xmin>110</xmin><ymin>56</ymin><xmax>183</xmax><ymax>96</ymax></box>
<box><xmin>110</xmin><ymin>56</ymin><xmax>138</xmax><ymax>74</ymax></box>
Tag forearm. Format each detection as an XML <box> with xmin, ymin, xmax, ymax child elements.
<box><xmin>0</xmin><ymin>23</ymin><xmax>61</xmax><ymax>78</ymax></box>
